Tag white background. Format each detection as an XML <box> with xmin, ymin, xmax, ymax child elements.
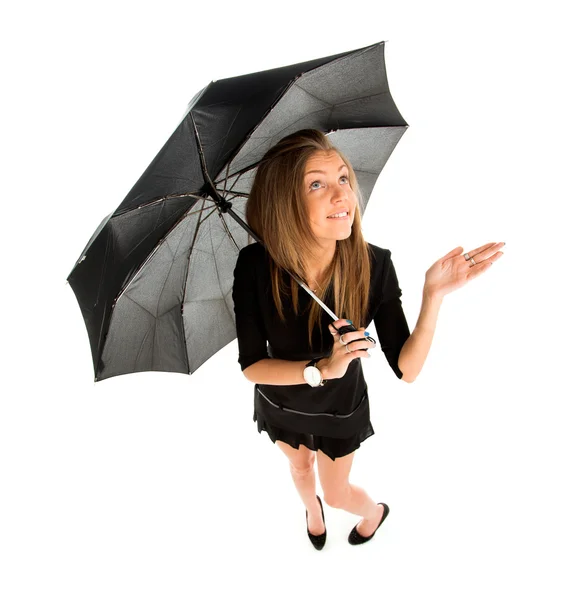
<box><xmin>2</xmin><ymin>1</ymin><xmax>586</xmax><ymax>598</ymax></box>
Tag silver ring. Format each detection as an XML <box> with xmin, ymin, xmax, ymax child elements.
<box><xmin>345</xmin><ymin>344</ymin><xmax>351</xmax><ymax>353</ymax></box>
<box><xmin>464</xmin><ymin>252</ymin><xmax>476</xmax><ymax>266</ymax></box>
<box><xmin>469</xmin><ymin>257</ymin><xmax>476</xmax><ymax>266</ymax></box>
<box><xmin>339</xmin><ymin>334</ymin><xmax>346</xmax><ymax>344</ymax></box>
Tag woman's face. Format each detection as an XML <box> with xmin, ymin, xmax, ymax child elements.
<box><xmin>302</xmin><ymin>150</ymin><xmax>357</xmax><ymax>246</ymax></box>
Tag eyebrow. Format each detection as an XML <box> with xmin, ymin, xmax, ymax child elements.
<box><xmin>305</xmin><ymin>164</ymin><xmax>348</xmax><ymax>176</ymax></box>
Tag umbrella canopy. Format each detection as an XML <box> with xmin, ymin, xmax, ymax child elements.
<box><xmin>66</xmin><ymin>41</ymin><xmax>408</xmax><ymax>381</ymax></box>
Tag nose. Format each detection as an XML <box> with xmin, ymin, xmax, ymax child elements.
<box><xmin>330</xmin><ymin>184</ymin><xmax>347</xmax><ymax>203</ymax></box>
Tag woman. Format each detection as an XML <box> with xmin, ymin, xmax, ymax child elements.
<box><xmin>231</xmin><ymin>129</ymin><xmax>504</xmax><ymax>550</ymax></box>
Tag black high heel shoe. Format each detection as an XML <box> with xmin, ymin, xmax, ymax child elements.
<box><xmin>348</xmin><ymin>502</ymin><xmax>390</xmax><ymax>545</ymax></box>
<box><xmin>306</xmin><ymin>495</ymin><xmax>327</xmax><ymax>550</ymax></box>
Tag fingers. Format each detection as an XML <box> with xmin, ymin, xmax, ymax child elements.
<box><xmin>466</xmin><ymin>259</ymin><xmax>495</xmax><ymax>279</ymax></box>
<box><xmin>333</xmin><ymin>318</ymin><xmax>351</xmax><ymax>327</ymax></box>
<box><xmin>329</xmin><ymin>321</ymin><xmax>371</xmax><ymax>345</ymax></box>
<box><xmin>327</xmin><ymin>320</ymin><xmax>375</xmax><ymax>366</ymax></box>
<box><xmin>439</xmin><ymin>242</ymin><xmax>506</xmax><ymax>269</ymax></box>
<box><xmin>467</xmin><ymin>242</ymin><xmax>496</xmax><ymax>256</ymax></box>
<box><xmin>328</xmin><ymin>320</ymin><xmax>343</xmax><ymax>334</ymax></box>
<box><xmin>346</xmin><ymin>338</ymin><xmax>377</xmax><ymax>353</ymax></box>
<box><xmin>468</xmin><ymin>242</ymin><xmax>505</xmax><ymax>265</ymax></box>
<box><xmin>468</xmin><ymin>242</ymin><xmax>504</xmax><ymax>260</ymax></box>
<box><xmin>440</xmin><ymin>246</ymin><xmax>464</xmax><ymax>262</ymax></box>
<box><xmin>329</xmin><ymin>318</ymin><xmax>354</xmax><ymax>334</ymax></box>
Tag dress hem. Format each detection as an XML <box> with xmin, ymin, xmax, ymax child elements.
<box><xmin>253</xmin><ymin>411</ymin><xmax>375</xmax><ymax>461</ymax></box>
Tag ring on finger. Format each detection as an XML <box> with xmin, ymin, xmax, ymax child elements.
<box><xmin>345</xmin><ymin>344</ymin><xmax>351</xmax><ymax>353</ymax></box>
<box><xmin>339</xmin><ymin>334</ymin><xmax>346</xmax><ymax>344</ymax></box>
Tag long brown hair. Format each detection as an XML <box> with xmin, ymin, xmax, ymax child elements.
<box><xmin>245</xmin><ymin>129</ymin><xmax>372</xmax><ymax>350</ymax></box>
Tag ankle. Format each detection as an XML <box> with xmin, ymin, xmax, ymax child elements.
<box><xmin>365</xmin><ymin>503</ymin><xmax>381</xmax><ymax>521</ymax></box>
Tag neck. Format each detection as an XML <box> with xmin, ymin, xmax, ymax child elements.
<box><xmin>305</xmin><ymin>240</ymin><xmax>337</xmax><ymax>288</ymax></box>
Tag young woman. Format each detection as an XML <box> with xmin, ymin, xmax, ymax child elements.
<box><xmin>231</xmin><ymin>129</ymin><xmax>504</xmax><ymax>550</ymax></box>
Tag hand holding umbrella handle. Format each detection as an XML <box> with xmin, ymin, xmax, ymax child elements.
<box><xmin>333</xmin><ymin>324</ymin><xmax>377</xmax><ymax>346</ymax></box>
<box><xmin>321</xmin><ymin>320</ymin><xmax>378</xmax><ymax>380</ymax></box>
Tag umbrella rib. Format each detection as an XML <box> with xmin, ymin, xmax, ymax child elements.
<box><xmin>189</xmin><ymin>112</ymin><xmax>216</xmax><ymax>188</ymax></box>
<box><xmin>334</xmin><ymin>90</ymin><xmax>391</xmax><ymax>109</ymax></box>
<box><xmin>207</xmin><ymin>213</ymin><xmax>240</xmax><ymax>322</ymax></box>
<box><xmin>188</xmin><ymin>115</ymin><xmax>252</xmax><ymax>253</ymax></box>
<box><xmin>124</xmin><ymin>293</ymin><xmax>157</xmax><ymax>319</ymax></box>
<box><xmin>154</xmin><ymin>232</ymin><xmax>186</xmax><ymax>329</ymax></box>
<box><xmin>136</xmin><ymin>324</ymin><xmax>155</xmax><ymax>373</ymax></box>
<box><xmin>220</xmin><ymin>163</ymin><xmax>231</xmax><ymax>197</ymax></box>
<box><xmin>213</xmin><ymin>162</ymin><xmax>260</xmax><ymax>183</ymax></box>
<box><xmin>96</xmin><ymin>227</ymin><xmax>114</xmax><ymax>364</ymax></box>
<box><xmin>213</xmin><ymin>188</ymin><xmax>249</xmax><ymax>200</ymax></box>
<box><xmin>213</xmin><ymin>76</ymin><xmax>300</xmax><ymax>183</ymax></box>
<box><xmin>214</xmin><ymin>172</ymin><xmax>246</xmax><ymax>198</ymax></box>
<box><xmin>225</xmin><ymin>192</ymin><xmax>249</xmax><ymax>201</ymax></box>
<box><xmin>216</xmin><ymin>210</ymin><xmax>240</xmax><ymax>253</ymax></box>
<box><xmin>179</xmin><ymin>199</ymin><xmax>217</xmax><ymax>220</ymax></box>
<box><xmin>216</xmin><ymin>104</ymin><xmax>244</xmax><ymax>168</ymax></box>
<box><xmin>179</xmin><ymin>198</ymin><xmax>208</xmax><ymax>373</ymax></box>
<box><xmin>114</xmin><ymin>193</ymin><xmax>210</xmax><ymax>217</ymax></box>
<box><xmin>217</xmin><ymin>164</ymin><xmax>246</xmax><ymax>196</ymax></box>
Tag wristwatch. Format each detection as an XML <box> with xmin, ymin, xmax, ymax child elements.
<box><xmin>303</xmin><ymin>358</ymin><xmax>328</xmax><ymax>387</ymax></box>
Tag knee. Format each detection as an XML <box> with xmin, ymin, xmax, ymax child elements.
<box><xmin>323</xmin><ymin>485</ymin><xmax>350</xmax><ymax>508</ymax></box>
<box><xmin>289</xmin><ymin>457</ymin><xmax>315</xmax><ymax>478</ymax></box>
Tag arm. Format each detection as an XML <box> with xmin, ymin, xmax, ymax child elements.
<box><xmin>233</xmin><ymin>246</ymin><xmax>328</xmax><ymax>386</ymax></box>
<box><xmin>232</xmin><ymin>248</ymin><xmax>271</xmax><ymax>374</ymax></box>
<box><xmin>397</xmin><ymin>288</ymin><xmax>443</xmax><ymax>383</ymax></box>
<box><xmin>244</xmin><ymin>358</ymin><xmax>314</xmax><ymax>385</ymax></box>
<box><xmin>398</xmin><ymin>241</ymin><xmax>506</xmax><ymax>381</ymax></box>
<box><xmin>373</xmin><ymin>249</ymin><xmax>443</xmax><ymax>384</ymax></box>
<box><xmin>372</xmin><ymin>250</ymin><xmax>412</xmax><ymax>381</ymax></box>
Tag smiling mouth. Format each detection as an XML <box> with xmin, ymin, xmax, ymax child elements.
<box><xmin>327</xmin><ymin>211</ymin><xmax>350</xmax><ymax>220</ymax></box>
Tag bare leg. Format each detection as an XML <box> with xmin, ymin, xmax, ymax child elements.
<box><xmin>316</xmin><ymin>449</ymin><xmax>385</xmax><ymax>537</ymax></box>
<box><xmin>276</xmin><ymin>440</ymin><xmax>325</xmax><ymax>535</ymax></box>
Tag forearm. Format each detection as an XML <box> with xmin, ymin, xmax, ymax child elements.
<box><xmin>397</xmin><ymin>287</ymin><xmax>443</xmax><ymax>382</ymax></box>
<box><xmin>244</xmin><ymin>358</ymin><xmax>312</xmax><ymax>385</ymax></box>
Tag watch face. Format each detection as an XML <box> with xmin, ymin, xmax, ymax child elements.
<box><xmin>304</xmin><ymin>366</ymin><xmax>321</xmax><ymax>386</ymax></box>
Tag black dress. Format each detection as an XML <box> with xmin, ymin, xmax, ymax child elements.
<box><xmin>231</xmin><ymin>241</ymin><xmax>410</xmax><ymax>461</ymax></box>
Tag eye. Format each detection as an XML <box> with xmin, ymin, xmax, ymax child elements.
<box><xmin>308</xmin><ymin>174</ymin><xmax>349</xmax><ymax>191</ymax></box>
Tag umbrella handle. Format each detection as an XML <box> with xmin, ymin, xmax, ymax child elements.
<box><xmin>332</xmin><ymin>324</ymin><xmax>377</xmax><ymax>346</ymax></box>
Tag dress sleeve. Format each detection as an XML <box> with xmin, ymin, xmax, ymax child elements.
<box><xmin>232</xmin><ymin>248</ymin><xmax>270</xmax><ymax>372</ymax></box>
<box><xmin>373</xmin><ymin>250</ymin><xmax>411</xmax><ymax>379</ymax></box>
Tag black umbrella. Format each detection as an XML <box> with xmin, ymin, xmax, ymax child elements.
<box><xmin>66</xmin><ymin>40</ymin><xmax>408</xmax><ymax>382</ymax></box>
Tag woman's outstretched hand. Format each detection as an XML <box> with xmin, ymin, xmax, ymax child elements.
<box><xmin>424</xmin><ymin>242</ymin><xmax>505</xmax><ymax>299</ymax></box>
